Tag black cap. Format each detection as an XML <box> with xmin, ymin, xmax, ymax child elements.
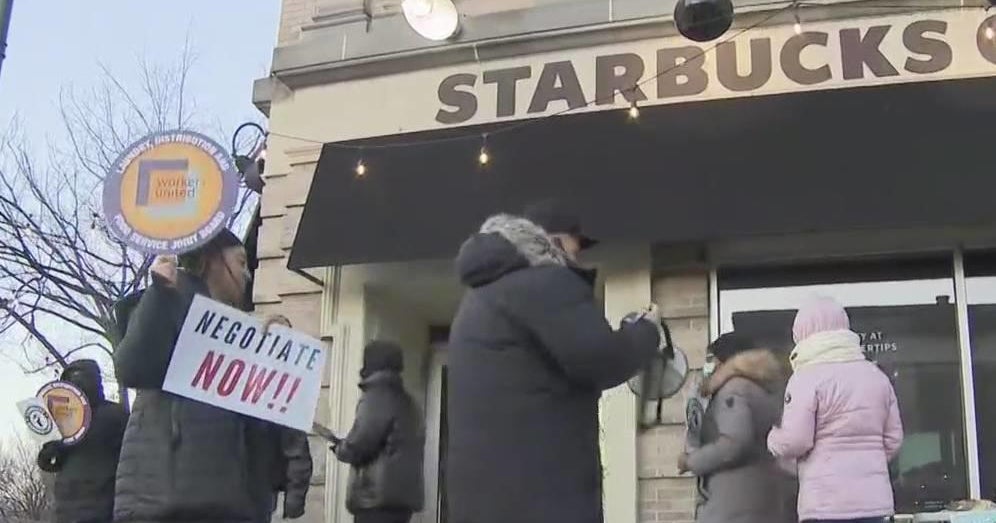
<box><xmin>708</xmin><ymin>332</ymin><xmax>756</xmax><ymax>363</ymax></box>
<box><xmin>361</xmin><ymin>340</ymin><xmax>404</xmax><ymax>378</ymax></box>
<box><xmin>522</xmin><ymin>200</ymin><xmax>598</xmax><ymax>250</ymax></box>
<box><xmin>178</xmin><ymin>228</ymin><xmax>243</xmax><ymax>270</ymax></box>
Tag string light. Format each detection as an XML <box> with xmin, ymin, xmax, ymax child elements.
<box><xmin>478</xmin><ymin>134</ymin><xmax>490</xmax><ymax>165</ymax></box>
<box><xmin>249</xmin><ymin>2</ymin><xmax>988</xmax><ymax>178</ymax></box>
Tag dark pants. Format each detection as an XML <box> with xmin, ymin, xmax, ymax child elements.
<box><xmin>353</xmin><ymin>509</ymin><xmax>413</xmax><ymax>523</ymax></box>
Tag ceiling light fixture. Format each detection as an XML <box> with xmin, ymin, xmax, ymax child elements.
<box><xmin>402</xmin><ymin>0</ymin><xmax>460</xmax><ymax>41</ymax></box>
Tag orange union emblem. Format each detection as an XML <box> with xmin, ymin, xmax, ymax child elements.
<box><xmin>37</xmin><ymin>381</ymin><xmax>92</xmax><ymax>445</ymax></box>
<box><xmin>103</xmin><ymin>130</ymin><xmax>239</xmax><ymax>255</ymax></box>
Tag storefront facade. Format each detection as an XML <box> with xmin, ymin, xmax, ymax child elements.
<box><xmin>253</xmin><ymin>1</ymin><xmax>996</xmax><ymax>522</ymax></box>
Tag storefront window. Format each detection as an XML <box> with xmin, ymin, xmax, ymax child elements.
<box><xmin>718</xmin><ymin>257</ymin><xmax>968</xmax><ymax>513</ymax></box>
<box><xmin>966</xmin><ymin>251</ymin><xmax>996</xmax><ymax>502</ymax></box>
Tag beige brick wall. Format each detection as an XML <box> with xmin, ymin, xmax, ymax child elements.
<box><xmin>254</xmin><ymin>139</ymin><xmax>328</xmax><ymax>521</ymax></box>
<box><xmin>641</xmin><ymin>246</ymin><xmax>710</xmax><ymax>523</ymax></box>
<box><xmin>278</xmin><ymin>0</ymin><xmax>318</xmax><ymax>45</ymax></box>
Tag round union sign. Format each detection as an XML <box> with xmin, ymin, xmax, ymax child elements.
<box><xmin>23</xmin><ymin>404</ymin><xmax>54</xmax><ymax>437</ymax></box>
<box><xmin>103</xmin><ymin>130</ymin><xmax>239</xmax><ymax>255</ymax></box>
<box><xmin>37</xmin><ymin>381</ymin><xmax>92</xmax><ymax>445</ymax></box>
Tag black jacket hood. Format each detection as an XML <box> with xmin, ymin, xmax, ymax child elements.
<box><xmin>61</xmin><ymin>359</ymin><xmax>105</xmax><ymax>403</ymax></box>
<box><xmin>456</xmin><ymin>214</ymin><xmax>572</xmax><ymax>288</ymax></box>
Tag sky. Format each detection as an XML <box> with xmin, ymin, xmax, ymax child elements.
<box><xmin>0</xmin><ymin>0</ymin><xmax>281</xmax><ymax>440</ymax></box>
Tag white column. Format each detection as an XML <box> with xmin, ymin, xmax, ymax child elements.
<box><xmin>599</xmin><ymin>245</ymin><xmax>652</xmax><ymax>523</ymax></box>
<box><xmin>953</xmin><ymin>249</ymin><xmax>982</xmax><ymax>499</ymax></box>
<box><xmin>321</xmin><ymin>265</ymin><xmax>368</xmax><ymax>523</ymax></box>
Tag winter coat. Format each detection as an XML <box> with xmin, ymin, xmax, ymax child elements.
<box><xmin>447</xmin><ymin>214</ymin><xmax>661</xmax><ymax>523</ymax></box>
<box><xmin>768</xmin><ymin>353</ymin><xmax>904</xmax><ymax>521</ymax></box>
<box><xmin>112</xmin><ymin>272</ymin><xmax>279</xmax><ymax>523</ymax></box>
<box><xmin>685</xmin><ymin>349</ymin><xmax>796</xmax><ymax>523</ymax></box>
<box><xmin>38</xmin><ymin>360</ymin><xmax>128</xmax><ymax>523</ymax></box>
<box><xmin>335</xmin><ymin>370</ymin><xmax>425</xmax><ymax>514</ymax></box>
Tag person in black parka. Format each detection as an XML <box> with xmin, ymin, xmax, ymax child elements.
<box><xmin>447</xmin><ymin>212</ymin><xmax>663</xmax><ymax>523</ymax></box>
<box><xmin>37</xmin><ymin>359</ymin><xmax>128</xmax><ymax>523</ymax></box>
<box><xmin>112</xmin><ymin>229</ymin><xmax>280</xmax><ymax>523</ymax></box>
<box><xmin>333</xmin><ymin>341</ymin><xmax>425</xmax><ymax>523</ymax></box>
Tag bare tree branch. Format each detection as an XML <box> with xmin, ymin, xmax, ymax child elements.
<box><xmin>0</xmin><ymin>437</ymin><xmax>52</xmax><ymax>520</ymax></box>
<box><xmin>0</xmin><ymin>51</ymin><xmax>246</xmax><ymax>407</ymax></box>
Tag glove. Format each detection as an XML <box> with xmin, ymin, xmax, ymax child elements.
<box><xmin>37</xmin><ymin>441</ymin><xmax>66</xmax><ymax>473</ymax></box>
<box><xmin>283</xmin><ymin>494</ymin><xmax>306</xmax><ymax>519</ymax></box>
<box><xmin>622</xmin><ymin>304</ymin><xmax>667</xmax><ymax>351</ymax></box>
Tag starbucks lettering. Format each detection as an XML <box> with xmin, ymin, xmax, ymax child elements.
<box><xmin>436</xmin><ymin>13</ymin><xmax>996</xmax><ymax>125</ymax></box>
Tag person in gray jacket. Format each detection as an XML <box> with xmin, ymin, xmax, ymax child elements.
<box><xmin>112</xmin><ymin>229</ymin><xmax>279</xmax><ymax>523</ymax></box>
<box><xmin>678</xmin><ymin>333</ymin><xmax>797</xmax><ymax>523</ymax></box>
<box><xmin>333</xmin><ymin>341</ymin><xmax>425</xmax><ymax>523</ymax></box>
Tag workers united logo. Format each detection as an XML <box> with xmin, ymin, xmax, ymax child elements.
<box><xmin>37</xmin><ymin>381</ymin><xmax>92</xmax><ymax>445</ymax></box>
<box><xmin>103</xmin><ymin>130</ymin><xmax>239</xmax><ymax>255</ymax></box>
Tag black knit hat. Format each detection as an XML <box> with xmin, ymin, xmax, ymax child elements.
<box><xmin>361</xmin><ymin>340</ymin><xmax>404</xmax><ymax>378</ymax></box>
<box><xmin>708</xmin><ymin>332</ymin><xmax>756</xmax><ymax>363</ymax></box>
<box><xmin>522</xmin><ymin>199</ymin><xmax>598</xmax><ymax>250</ymax></box>
<box><xmin>178</xmin><ymin>228</ymin><xmax>243</xmax><ymax>272</ymax></box>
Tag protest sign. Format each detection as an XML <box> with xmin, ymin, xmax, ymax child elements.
<box><xmin>37</xmin><ymin>380</ymin><xmax>92</xmax><ymax>444</ymax></box>
<box><xmin>103</xmin><ymin>130</ymin><xmax>239</xmax><ymax>255</ymax></box>
<box><xmin>163</xmin><ymin>295</ymin><xmax>328</xmax><ymax>431</ymax></box>
<box><xmin>16</xmin><ymin>397</ymin><xmax>62</xmax><ymax>444</ymax></box>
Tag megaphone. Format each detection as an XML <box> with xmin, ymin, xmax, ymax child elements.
<box><xmin>626</xmin><ymin>317</ymin><xmax>690</xmax><ymax>429</ymax></box>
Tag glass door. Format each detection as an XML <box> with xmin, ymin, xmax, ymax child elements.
<box><xmin>717</xmin><ymin>256</ymin><xmax>969</xmax><ymax>513</ymax></box>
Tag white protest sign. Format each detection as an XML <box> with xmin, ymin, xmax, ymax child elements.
<box><xmin>16</xmin><ymin>397</ymin><xmax>62</xmax><ymax>444</ymax></box>
<box><xmin>163</xmin><ymin>295</ymin><xmax>328</xmax><ymax>431</ymax></box>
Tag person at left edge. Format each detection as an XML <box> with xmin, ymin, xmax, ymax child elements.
<box><xmin>37</xmin><ymin>359</ymin><xmax>128</xmax><ymax>523</ymax></box>
<box><xmin>111</xmin><ymin>229</ymin><xmax>279</xmax><ymax>523</ymax></box>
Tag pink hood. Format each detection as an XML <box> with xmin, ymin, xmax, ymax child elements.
<box><xmin>768</xmin><ymin>358</ymin><xmax>903</xmax><ymax>520</ymax></box>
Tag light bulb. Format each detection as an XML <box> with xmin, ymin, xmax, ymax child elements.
<box><xmin>479</xmin><ymin>148</ymin><xmax>489</xmax><ymax>165</ymax></box>
<box><xmin>355</xmin><ymin>160</ymin><xmax>367</xmax><ymax>177</ymax></box>
<box><xmin>794</xmin><ymin>21</ymin><xmax>803</xmax><ymax>35</ymax></box>
<box><xmin>403</xmin><ymin>0</ymin><xmax>434</xmax><ymax>16</ymax></box>
<box><xmin>628</xmin><ymin>102</ymin><xmax>640</xmax><ymax>119</ymax></box>
<box><xmin>987</xmin><ymin>25</ymin><xmax>995</xmax><ymax>40</ymax></box>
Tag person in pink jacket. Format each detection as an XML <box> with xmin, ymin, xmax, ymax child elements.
<box><xmin>768</xmin><ymin>296</ymin><xmax>904</xmax><ymax>523</ymax></box>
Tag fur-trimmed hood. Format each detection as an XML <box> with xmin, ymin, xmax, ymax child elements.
<box><xmin>456</xmin><ymin>214</ymin><xmax>571</xmax><ymax>288</ymax></box>
<box><xmin>701</xmin><ymin>348</ymin><xmax>787</xmax><ymax>396</ymax></box>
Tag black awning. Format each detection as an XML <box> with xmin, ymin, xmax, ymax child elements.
<box><xmin>289</xmin><ymin>76</ymin><xmax>996</xmax><ymax>269</ymax></box>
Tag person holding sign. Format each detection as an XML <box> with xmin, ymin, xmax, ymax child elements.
<box><xmin>332</xmin><ymin>341</ymin><xmax>425</xmax><ymax>523</ymax></box>
<box><xmin>676</xmin><ymin>333</ymin><xmax>795</xmax><ymax>523</ymax></box>
<box><xmin>112</xmin><ymin>229</ymin><xmax>280</xmax><ymax>523</ymax></box>
<box><xmin>36</xmin><ymin>359</ymin><xmax>128</xmax><ymax>523</ymax></box>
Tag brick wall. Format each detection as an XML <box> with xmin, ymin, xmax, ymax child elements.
<box><xmin>254</xmin><ymin>142</ymin><xmax>328</xmax><ymax>523</ymax></box>
<box><xmin>278</xmin><ymin>0</ymin><xmax>317</xmax><ymax>45</ymax></box>
<box><xmin>640</xmin><ymin>247</ymin><xmax>710</xmax><ymax>523</ymax></box>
